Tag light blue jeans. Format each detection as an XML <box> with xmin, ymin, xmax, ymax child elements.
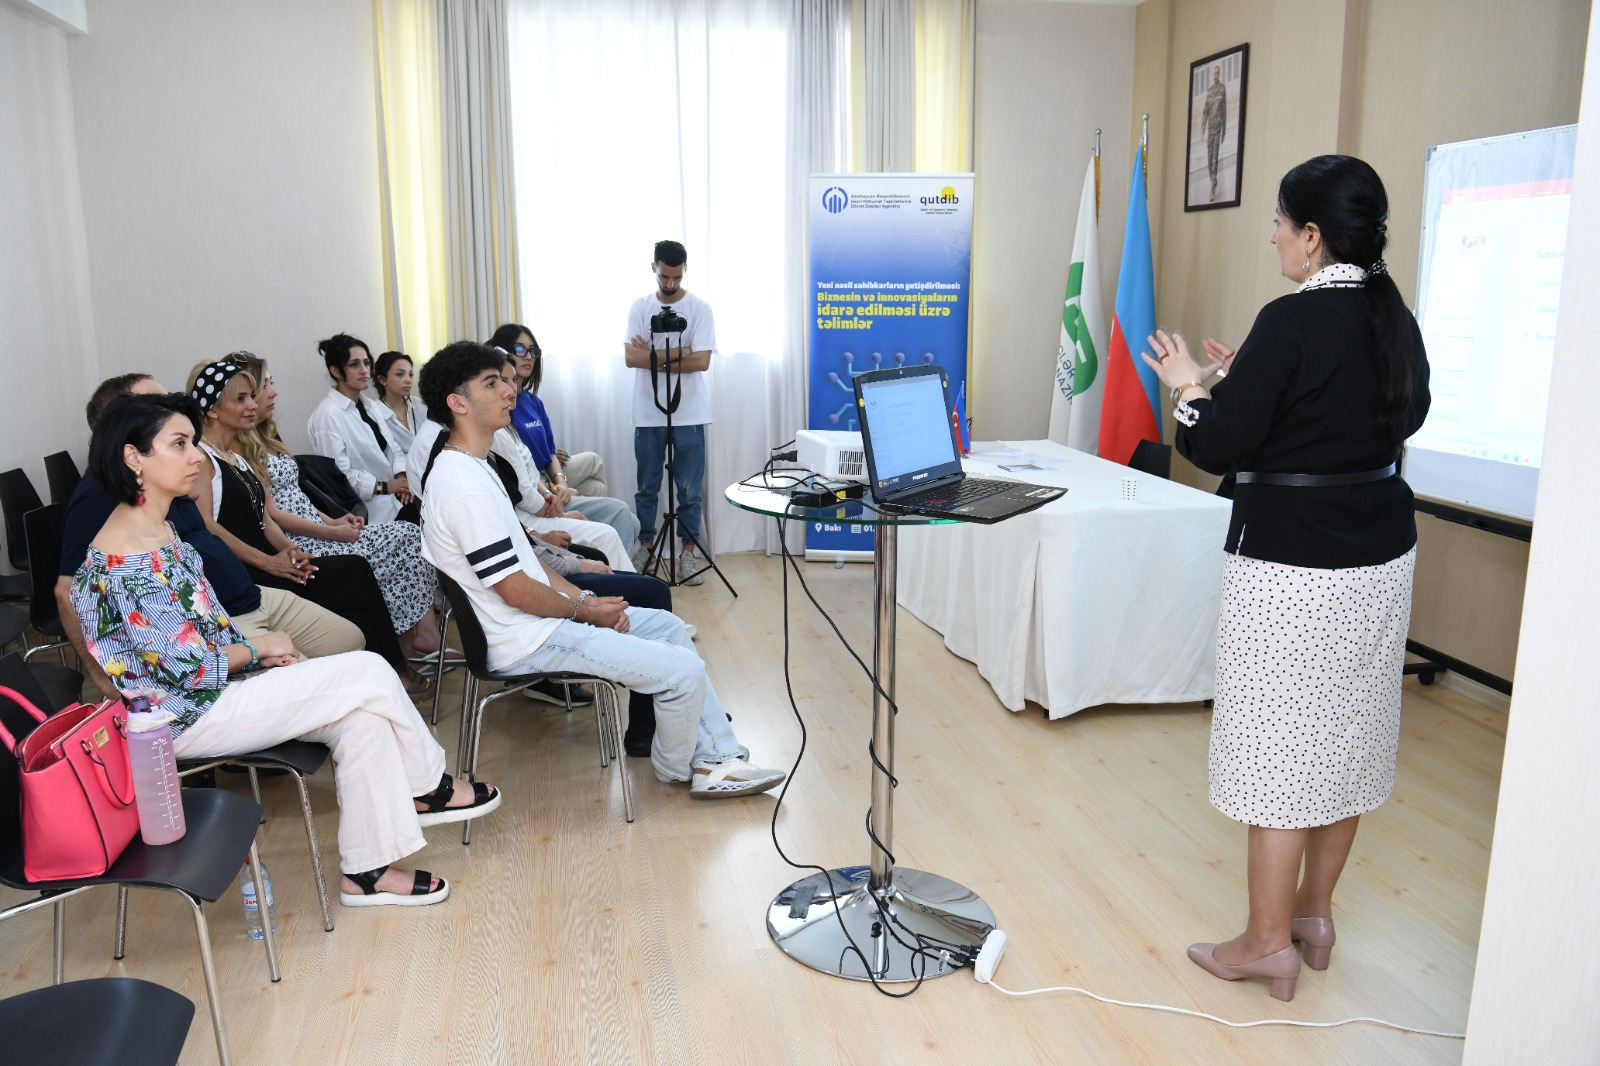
<box><xmin>569</xmin><ymin>494</ymin><xmax>641</xmax><ymax>554</ymax></box>
<box><xmin>500</xmin><ymin>606</ymin><xmax>741</xmax><ymax>783</ymax></box>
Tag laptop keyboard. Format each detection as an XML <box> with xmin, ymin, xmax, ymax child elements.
<box><xmin>896</xmin><ymin>477</ymin><xmax>1014</xmax><ymax>509</ymax></box>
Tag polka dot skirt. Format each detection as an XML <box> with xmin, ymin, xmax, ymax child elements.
<box><xmin>1209</xmin><ymin>547</ymin><xmax>1417</xmax><ymax>829</ymax></box>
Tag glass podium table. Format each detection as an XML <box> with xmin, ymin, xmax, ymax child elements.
<box><xmin>725</xmin><ymin>482</ymin><xmax>996</xmax><ymax>982</ymax></box>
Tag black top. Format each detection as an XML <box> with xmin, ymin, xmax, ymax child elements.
<box><xmin>59</xmin><ymin>474</ymin><xmax>261</xmax><ymax>615</ymax></box>
<box><xmin>1175</xmin><ymin>287</ymin><xmax>1431</xmax><ymax>569</ymax></box>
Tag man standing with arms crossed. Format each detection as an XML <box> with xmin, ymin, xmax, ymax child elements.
<box><xmin>624</xmin><ymin>240</ymin><xmax>714</xmax><ymax>585</ymax></box>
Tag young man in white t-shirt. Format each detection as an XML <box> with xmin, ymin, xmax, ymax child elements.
<box><xmin>624</xmin><ymin>240</ymin><xmax>713</xmax><ymax>584</ymax></box>
<box><xmin>417</xmin><ymin>341</ymin><xmax>784</xmax><ymax>798</ymax></box>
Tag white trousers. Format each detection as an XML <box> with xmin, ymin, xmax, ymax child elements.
<box><xmin>563</xmin><ymin>451</ymin><xmax>607</xmax><ymax>498</ymax></box>
<box><xmin>172</xmin><ymin>651</ymin><xmax>446</xmax><ymax>875</ymax></box>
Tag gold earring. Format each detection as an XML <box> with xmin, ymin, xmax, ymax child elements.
<box><xmin>1302</xmin><ymin>257</ymin><xmax>1310</xmax><ymax>272</ymax></box>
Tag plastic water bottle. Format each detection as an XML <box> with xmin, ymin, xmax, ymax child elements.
<box><xmin>125</xmin><ymin>697</ymin><xmax>186</xmax><ymax>844</ymax></box>
<box><xmin>240</xmin><ymin>857</ymin><xmax>277</xmax><ymax>939</ymax></box>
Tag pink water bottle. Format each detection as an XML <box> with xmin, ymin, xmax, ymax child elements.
<box><xmin>126</xmin><ymin>697</ymin><xmax>187</xmax><ymax>844</ymax></box>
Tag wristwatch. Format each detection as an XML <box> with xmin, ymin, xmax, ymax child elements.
<box><xmin>376</xmin><ymin>480</ymin><xmax>388</xmax><ymax>495</ymax></box>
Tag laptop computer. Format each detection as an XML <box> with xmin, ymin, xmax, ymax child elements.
<box><xmin>852</xmin><ymin>365</ymin><xmax>1066</xmax><ymax>524</ymax></box>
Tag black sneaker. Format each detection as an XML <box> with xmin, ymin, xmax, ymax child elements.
<box><xmin>520</xmin><ymin>678</ymin><xmax>594</xmax><ymax>706</ymax></box>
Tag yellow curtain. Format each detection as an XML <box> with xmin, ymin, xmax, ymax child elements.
<box><xmin>373</xmin><ymin>0</ymin><xmax>447</xmax><ymax>364</ymax></box>
<box><xmin>913</xmin><ymin>0</ymin><xmax>974</xmax><ymax>172</ymax></box>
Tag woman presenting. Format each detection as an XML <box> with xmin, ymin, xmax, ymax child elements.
<box><xmin>1142</xmin><ymin>155</ymin><xmax>1430</xmax><ymax>1002</ymax></box>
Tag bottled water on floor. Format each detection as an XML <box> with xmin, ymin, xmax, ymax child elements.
<box><xmin>240</xmin><ymin>858</ymin><xmax>277</xmax><ymax>939</ymax></box>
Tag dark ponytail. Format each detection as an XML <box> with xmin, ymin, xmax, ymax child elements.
<box><xmin>1278</xmin><ymin>155</ymin><xmax>1419</xmax><ymax>450</ymax></box>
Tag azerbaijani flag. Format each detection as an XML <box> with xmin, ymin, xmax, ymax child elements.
<box><xmin>952</xmin><ymin>381</ymin><xmax>971</xmax><ymax>453</ymax></box>
<box><xmin>1098</xmin><ymin>146</ymin><xmax>1161</xmax><ymax>465</ymax></box>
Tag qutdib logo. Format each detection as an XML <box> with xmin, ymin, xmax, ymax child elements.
<box><xmin>920</xmin><ymin>185</ymin><xmax>960</xmax><ymax>206</ymax></box>
<box><xmin>822</xmin><ymin>186</ymin><xmax>849</xmax><ymax>213</ymax></box>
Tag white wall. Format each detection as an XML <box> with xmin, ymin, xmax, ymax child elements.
<box><xmin>67</xmin><ymin>0</ymin><xmax>388</xmax><ymax>450</ymax></box>
<box><xmin>970</xmin><ymin>0</ymin><xmax>1135</xmax><ymax>442</ymax></box>
<box><xmin>1463</xmin><ymin>5</ymin><xmax>1600</xmax><ymax>1059</ymax></box>
<box><xmin>0</xmin><ymin>3</ymin><xmax>99</xmax><ymax>568</ymax></box>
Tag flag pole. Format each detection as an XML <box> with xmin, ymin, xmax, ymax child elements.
<box><xmin>1141</xmin><ymin>114</ymin><xmax>1149</xmax><ymax>192</ymax></box>
<box><xmin>1093</xmin><ymin>129</ymin><xmax>1101</xmax><ymax>220</ymax></box>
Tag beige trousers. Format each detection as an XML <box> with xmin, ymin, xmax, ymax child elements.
<box><xmin>172</xmin><ymin>651</ymin><xmax>446</xmax><ymax>874</ymax></box>
<box><xmin>231</xmin><ymin>586</ymin><xmax>364</xmax><ymax>659</ymax></box>
<box><xmin>563</xmin><ymin>451</ymin><xmax>607</xmax><ymax>498</ymax></box>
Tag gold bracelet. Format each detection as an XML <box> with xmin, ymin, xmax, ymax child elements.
<box><xmin>1170</xmin><ymin>381</ymin><xmax>1206</xmax><ymax>403</ymax></box>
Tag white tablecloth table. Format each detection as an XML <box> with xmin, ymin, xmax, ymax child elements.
<box><xmin>895</xmin><ymin>440</ymin><xmax>1232</xmax><ymax>719</ymax></box>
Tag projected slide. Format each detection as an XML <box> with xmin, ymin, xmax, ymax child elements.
<box><xmin>1406</xmin><ymin>125</ymin><xmax>1577</xmax><ymax>521</ymax></box>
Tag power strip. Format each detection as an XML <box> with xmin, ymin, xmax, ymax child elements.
<box><xmin>969</xmin><ymin>929</ymin><xmax>1464</xmax><ymax>1039</ymax></box>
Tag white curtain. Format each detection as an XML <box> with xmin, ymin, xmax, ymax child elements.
<box><xmin>439</xmin><ymin>0</ymin><xmax>521</xmax><ymax>341</ymax></box>
<box><xmin>506</xmin><ymin>0</ymin><xmax>796</xmax><ymax>555</ymax></box>
<box><xmin>861</xmin><ymin>0</ymin><xmax>915</xmax><ymax>171</ymax></box>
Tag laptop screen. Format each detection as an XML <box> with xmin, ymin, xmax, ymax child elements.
<box><xmin>854</xmin><ymin>366</ymin><xmax>963</xmax><ymax>494</ymax></box>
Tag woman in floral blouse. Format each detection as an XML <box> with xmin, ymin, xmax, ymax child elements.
<box><xmin>71</xmin><ymin>392</ymin><xmax>502</xmax><ymax>907</ymax></box>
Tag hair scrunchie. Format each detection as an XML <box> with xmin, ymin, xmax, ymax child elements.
<box><xmin>1368</xmin><ymin>260</ymin><xmax>1389</xmax><ymax>277</ymax></box>
<box><xmin>190</xmin><ymin>359</ymin><xmax>245</xmax><ymax>413</ymax></box>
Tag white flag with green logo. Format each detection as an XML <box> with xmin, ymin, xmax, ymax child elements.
<box><xmin>1047</xmin><ymin>157</ymin><xmax>1107</xmax><ymax>452</ymax></box>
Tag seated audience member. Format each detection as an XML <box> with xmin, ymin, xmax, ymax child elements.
<box><xmin>374</xmin><ymin>350</ymin><xmax>426</xmax><ymax>456</ymax></box>
<box><xmin>308</xmin><ymin>333</ymin><xmax>413</xmax><ymax>523</ymax></box>
<box><xmin>186</xmin><ymin>358</ymin><xmax>429</xmax><ymax>695</ymax></box>
<box><xmin>408</xmin><ymin>412</ymin><xmax>634</xmax><ymax>571</ymax></box>
<box><xmin>415</xmin><ymin>341</ymin><xmax>783</xmax><ymax>797</ymax></box>
<box><xmin>230</xmin><ymin>352</ymin><xmax>458</xmax><ymax>665</ymax></box>
<box><xmin>72</xmin><ymin>391</ymin><xmax>500</xmax><ymax>906</ymax></box>
<box><xmin>490</xmin><ymin>322</ymin><xmax>639</xmax><ymax>554</ymax></box>
<box><xmin>57</xmin><ymin>373</ymin><xmax>362</xmax><ymax>700</ymax></box>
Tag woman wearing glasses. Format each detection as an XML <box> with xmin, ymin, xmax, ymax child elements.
<box><xmin>490</xmin><ymin>322</ymin><xmax>640</xmax><ymax>555</ymax></box>
<box><xmin>308</xmin><ymin>333</ymin><xmax>413</xmax><ymax>523</ymax></box>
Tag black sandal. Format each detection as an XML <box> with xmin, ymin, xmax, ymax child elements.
<box><xmin>415</xmin><ymin>772</ymin><xmax>502</xmax><ymax>827</ymax></box>
<box><xmin>339</xmin><ymin>865</ymin><xmax>450</xmax><ymax>908</ymax></box>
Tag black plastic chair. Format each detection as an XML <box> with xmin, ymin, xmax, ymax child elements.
<box><xmin>0</xmin><ymin>675</ymin><xmax>278</xmax><ymax>1066</ymax></box>
<box><xmin>176</xmin><ymin>739</ymin><xmax>336</xmax><ymax>932</ymax></box>
<box><xmin>1</xmin><ymin>468</ymin><xmax>45</xmax><ymax>574</ymax></box>
<box><xmin>434</xmin><ymin>572</ymin><xmax>632</xmax><ymax>842</ymax></box>
<box><xmin>22</xmin><ymin>503</ymin><xmax>71</xmax><ymax>666</ymax></box>
<box><xmin>0</xmin><ymin>976</ymin><xmax>193</xmax><ymax>1066</ymax></box>
<box><xmin>42</xmin><ymin>451</ymin><xmax>82</xmax><ymax>507</ymax></box>
<box><xmin>0</xmin><ymin>647</ymin><xmax>83</xmax><ymax>721</ymax></box>
<box><xmin>1129</xmin><ymin>439</ymin><xmax>1173</xmax><ymax>480</ymax></box>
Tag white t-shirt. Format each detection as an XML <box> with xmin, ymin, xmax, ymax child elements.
<box><xmin>625</xmin><ymin>290</ymin><xmax>716</xmax><ymax>427</ymax></box>
<box><xmin>419</xmin><ymin>448</ymin><xmax>561</xmax><ymax>671</ymax></box>
<box><xmin>410</xmin><ymin>418</ymin><xmax>552</xmax><ymax>530</ymax></box>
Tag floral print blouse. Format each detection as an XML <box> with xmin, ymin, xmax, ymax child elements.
<box><xmin>70</xmin><ymin>530</ymin><xmax>242</xmax><ymax>736</ymax></box>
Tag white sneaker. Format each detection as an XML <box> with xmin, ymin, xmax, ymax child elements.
<box><xmin>683</xmin><ymin>622</ymin><xmax>698</xmax><ymax>641</ymax></box>
<box><xmin>678</xmin><ymin>550</ymin><xmax>704</xmax><ymax>586</ymax></box>
<box><xmin>689</xmin><ymin>757</ymin><xmax>785</xmax><ymax>799</ymax></box>
<box><xmin>631</xmin><ymin>543</ymin><xmax>654</xmax><ymax>572</ymax></box>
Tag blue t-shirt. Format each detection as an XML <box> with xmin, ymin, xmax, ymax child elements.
<box><xmin>59</xmin><ymin>474</ymin><xmax>261</xmax><ymax>615</ymax></box>
<box><xmin>511</xmin><ymin>391</ymin><xmax>557</xmax><ymax>472</ymax></box>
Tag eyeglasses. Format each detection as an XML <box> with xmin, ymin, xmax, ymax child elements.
<box><xmin>512</xmin><ymin>344</ymin><xmax>540</xmax><ymax>357</ymax></box>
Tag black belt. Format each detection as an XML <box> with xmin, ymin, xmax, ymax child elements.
<box><xmin>1234</xmin><ymin>463</ymin><xmax>1396</xmax><ymax>487</ymax></box>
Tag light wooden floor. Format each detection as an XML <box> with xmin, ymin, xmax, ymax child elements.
<box><xmin>0</xmin><ymin>553</ymin><xmax>1500</xmax><ymax>1065</ymax></box>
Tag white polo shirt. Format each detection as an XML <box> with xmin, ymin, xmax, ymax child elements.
<box><xmin>419</xmin><ymin>448</ymin><xmax>561</xmax><ymax>671</ymax></box>
<box><xmin>625</xmin><ymin>290</ymin><xmax>716</xmax><ymax>427</ymax></box>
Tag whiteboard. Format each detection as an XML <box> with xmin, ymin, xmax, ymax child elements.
<box><xmin>1405</xmin><ymin>124</ymin><xmax>1577</xmax><ymax>521</ymax></box>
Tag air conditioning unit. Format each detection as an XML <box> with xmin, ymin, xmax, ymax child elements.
<box><xmin>796</xmin><ymin>429</ymin><xmax>868</xmax><ymax>482</ymax></box>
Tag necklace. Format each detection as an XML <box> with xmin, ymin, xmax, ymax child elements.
<box><xmin>444</xmin><ymin>443</ymin><xmax>512</xmax><ymax>503</ymax></box>
<box><xmin>206</xmin><ymin>441</ymin><xmax>266</xmax><ymax>527</ymax></box>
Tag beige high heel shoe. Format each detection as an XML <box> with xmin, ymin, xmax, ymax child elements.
<box><xmin>1186</xmin><ymin>942</ymin><xmax>1302</xmax><ymax>1002</ymax></box>
<box><xmin>1291</xmin><ymin>916</ymin><xmax>1335</xmax><ymax>970</ymax></box>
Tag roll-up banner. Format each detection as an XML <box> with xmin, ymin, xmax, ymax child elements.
<box><xmin>806</xmin><ymin>173</ymin><xmax>975</xmax><ymax>560</ymax></box>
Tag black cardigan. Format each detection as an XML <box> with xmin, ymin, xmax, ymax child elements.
<box><xmin>1175</xmin><ymin>287</ymin><xmax>1431</xmax><ymax>569</ymax></box>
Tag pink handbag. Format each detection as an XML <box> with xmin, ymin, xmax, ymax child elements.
<box><xmin>0</xmin><ymin>686</ymin><xmax>140</xmax><ymax>881</ymax></box>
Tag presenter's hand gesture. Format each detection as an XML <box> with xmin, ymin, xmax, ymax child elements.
<box><xmin>1140</xmin><ymin>330</ymin><xmax>1207</xmax><ymax>389</ymax></box>
<box><xmin>1202</xmin><ymin>338</ymin><xmax>1237</xmax><ymax>377</ymax></box>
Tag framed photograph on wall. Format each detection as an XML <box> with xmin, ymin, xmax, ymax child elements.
<box><xmin>1185</xmin><ymin>44</ymin><xmax>1249</xmax><ymax>211</ymax></box>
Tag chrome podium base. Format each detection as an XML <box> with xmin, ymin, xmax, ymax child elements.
<box><xmin>767</xmin><ymin>866</ymin><xmax>995</xmax><ymax>982</ymax></box>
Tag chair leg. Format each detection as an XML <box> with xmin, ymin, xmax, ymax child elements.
<box><xmin>179</xmin><ymin>891</ymin><xmax>233</xmax><ymax>1066</ymax></box>
<box><xmin>463</xmin><ymin>684</ymin><xmax>491</xmax><ymax>847</ymax></box>
<box><xmin>291</xmin><ymin>769</ymin><xmax>334</xmax><ymax>933</ymax></box>
<box><xmin>246</xmin><ymin>839</ymin><xmax>282</xmax><ymax>983</ymax></box>
<box><xmin>247</xmin><ymin>766</ymin><xmax>265</xmax><ymax>824</ymax></box>
<box><xmin>114</xmin><ymin>884</ymin><xmax>128</xmax><ymax>959</ymax></box>
<box><xmin>593</xmin><ymin>690</ymin><xmax>610</xmax><ymax>768</ymax></box>
<box><xmin>52</xmin><ymin>898</ymin><xmax>65</xmax><ymax>984</ymax></box>
<box><xmin>606</xmin><ymin>685</ymin><xmax>634</xmax><ymax>824</ymax></box>
<box><xmin>430</xmin><ymin>606</ymin><xmax>452</xmax><ymax>726</ymax></box>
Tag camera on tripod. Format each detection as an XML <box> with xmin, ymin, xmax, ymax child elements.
<box><xmin>650</xmin><ymin>305</ymin><xmax>688</xmax><ymax>334</ymax></box>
